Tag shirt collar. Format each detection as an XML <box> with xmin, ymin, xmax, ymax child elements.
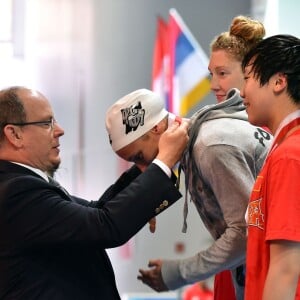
<box><xmin>273</xmin><ymin>110</ymin><xmax>300</xmax><ymax>140</ymax></box>
<box><xmin>11</xmin><ymin>162</ymin><xmax>49</xmax><ymax>182</ymax></box>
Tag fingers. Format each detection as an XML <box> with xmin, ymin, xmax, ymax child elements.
<box><xmin>175</xmin><ymin>116</ymin><xmax>182</xmax><ymax>124</ymax></box>
<box><xmin>167</xmin><ymin>120</ymin><xmax>189</xmax><ymax>137</ymax></box>
<box><xmin>148</xmin><ymin>217</ymin><xmax>156</xmax><ymax>233</ymax></box>
<box><xmin>167</xmin><ymin>118</ymin><xmax>188</xmax><ymax>132</ymax></box>
<box><xmin>137</xmin><ymin>261</ymin><xmax>168</xmax><ymax>292</ymax></box>
<box><xmin>148</xmin><ymin>259</ymin><xmax>161</xmax><ymax>268</ymax></box>
<box><xmin>137</xmin><ymin>260</ymin><xmax>160</xmax><ymax>279</ymax></box>
<box><xmin>156</xmin><ymin>120</ymin><xmax>189</xmax><ymax>168</ymax></box>
<box><xmin>137</xmin><ymin>268</ymin><xmax>154</xmax><ymax>284</ymax></box>
<box><xmin>138</xmin><ymin>268</ymin><xmax>149</xmax><ymax>278</ymax></box>
<box><xmin>180</xmin><ymin>118</ymin><xmax>190</xmax><ymax>129</ymax></box>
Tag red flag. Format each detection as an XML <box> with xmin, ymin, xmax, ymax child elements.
<box><xmin>152</xmin><ymin>10</ymin><xmax>210</xmax><ymax>116</ymax></box>
<box><xmin>152</xmin><ymin>16</ymin><xmax>170</xmax><ymax>110</ymax></box>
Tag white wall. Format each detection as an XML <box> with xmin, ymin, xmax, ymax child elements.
<box><xmin>276</xmin><ymin>0</ymin><xmax>300</xmax><ymax>36</ymax></box>
<box><xmin>252</xmin><ymin>0</ymin><xmax>300</xmax><ymax>37</ymax></box>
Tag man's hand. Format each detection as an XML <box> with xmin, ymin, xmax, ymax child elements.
<box><xmin>137</xmin><ymin>259</ymin><xmax>169</xmax><ymax>292</ymax></box>
<box><xmin>156</xmin><ymin>120</ymin><xmax>189</xmax><ymax>169</ymax></box>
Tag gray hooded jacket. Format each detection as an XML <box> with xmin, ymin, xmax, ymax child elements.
<box><xmin>161</xmin><ymin>89</ymin><xmax>272</xmax><ymax>300</ymax></box>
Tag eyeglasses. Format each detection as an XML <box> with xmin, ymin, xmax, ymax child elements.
<box><xmin>8</xmin><ymin>117</ymin><xmax>57</xmax><ymax>130</ymax></box>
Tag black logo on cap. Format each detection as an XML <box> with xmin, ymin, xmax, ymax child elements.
<box><xmin>121</xmin><ymin>101</ymin><xmax>145</xmax><ymax>134</ymax></box>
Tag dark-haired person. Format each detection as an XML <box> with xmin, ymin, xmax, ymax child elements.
<box><xmin>242</xmin><ymin>34</ymin><xmax>300</xmax><ymax>300</ymax></box>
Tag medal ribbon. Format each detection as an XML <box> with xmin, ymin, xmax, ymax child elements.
<box><xmin>269</xmin><ymin>117</ymin><xmax>300</xmax><ymax>155</ymax></box>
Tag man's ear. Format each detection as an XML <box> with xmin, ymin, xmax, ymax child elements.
<box><xmin>150</xmin><ymin>119</ymin><xmax>168</xmax><ymax>135</ymax></box>
<box><xmin>3</xmin><ymin>125</ymin><xmax>23</xmax><ymax>147</ymax></box>
<box><xmin>274</xmin><ymin>73</ymin><xmax>287</xmax><ymax>93</ymax></box>
<box><xmin>150</xmin><ymin>125</ymin><xmax>159</xmax><ymax>134</ymax></box>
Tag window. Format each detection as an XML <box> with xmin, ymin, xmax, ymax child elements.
<box><xmin>0</xmin><ymin>0</ymin><xmax>13</xmax><ymax>57</ymax></box>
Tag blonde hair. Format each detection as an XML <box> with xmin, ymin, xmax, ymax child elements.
<box><xmin>210</xmin><ymin>15</ymin><xmax>265</xmax><ymax>62</ymax></box>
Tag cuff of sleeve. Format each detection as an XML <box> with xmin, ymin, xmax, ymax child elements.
<box><xmin>161</xmin><ymin>259</ymin><xmax>185</xmax><ymax>290</ymax></box>
<box><xmin>152</xmin><ymin>159</ymin><xmax>171</xmax><ymax>178</ymax></box>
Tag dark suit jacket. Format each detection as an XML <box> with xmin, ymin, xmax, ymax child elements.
<box><xmin>0</xmin><ymin>160</ymin><xmax>181</xmax><ymax>299</ymax></box>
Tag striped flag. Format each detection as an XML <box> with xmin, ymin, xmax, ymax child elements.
<box><xmin>169</xmin><ymin>8</ymin><xmax>210</xmax><ymax>116</ymax></box>
<box><xmin>152</xmin><ymin>9</ymin><xmax>210</xmax><ymax>117</ymax></box>
<box><xmin>152</xmin><ymin>16</ymin><xmax>170</xmax><ymax>110</ymax></box>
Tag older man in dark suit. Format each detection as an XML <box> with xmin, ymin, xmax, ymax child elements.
<box><xmin>0</xmin><ymin>86</ymin><xmax>188</xmax><ymax>299</ymax></box>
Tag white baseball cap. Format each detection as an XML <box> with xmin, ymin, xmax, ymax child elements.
<box><xmin>105</xmin><ymin>89</ymin><xmax>169</xmax><ymax>151</ymax></box>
